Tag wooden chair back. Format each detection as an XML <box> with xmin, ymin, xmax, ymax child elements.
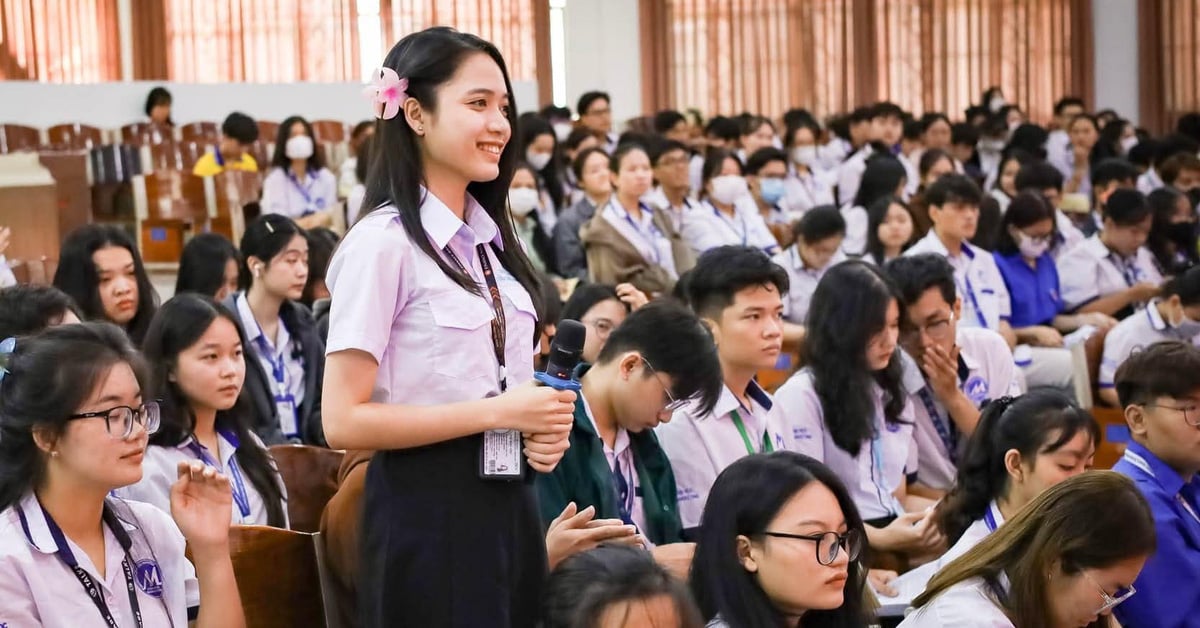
<box><xmin>268</xmin><ymin>445</ymin><xmax>345</xmax><ymax>533</ymax></box>
<box><xmin>0</xmin><ymin>124</ymin><xmax>40</xmax><ymax>153</ymax></box>
<box><xmin>180</xmin><ymin>121</ymin><xmax>220</xmax><ymax>144</ymax></box>
<box><xmin>227</xmin><ymin>526</ymin><xmax>327</xmax><ymax>628</ymax></box>
<box><xmin>312</xmin><ymin>120</ymin><xmax>348</xmax><ymax>144</ymax></box>
<box><xmin>46</xmin><ymin>123</ymin><xmax>103</xmax><ymax>150</ymax></box>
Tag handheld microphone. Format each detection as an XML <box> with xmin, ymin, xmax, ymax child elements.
<box><xmin>534</xmin><ymin>319</ymin><xmax>586</xmax><ymax>392</ymax></box>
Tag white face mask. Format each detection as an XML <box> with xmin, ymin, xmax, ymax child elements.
<box><xmin>526</xmin><ymin>149</ymin><xmax>553</xmax><ymax>172</ymax></box>
<box><xmin>1016</xmin><ymin>231</ymin><xmax>1051</xmax><ymax>259</ymax></box>
<box><xmin>709</xmin><ymin>175</ymin><xmax>748</xmax><ymax>205</ymax></box>
<box><xmin>508</xmin><ymin>187</ymin><xmax>540</xmax><ymax>217</ymax></box>
<box><xmin>285</xmin><ymin>135</ymin><xmax>314</xmax><ymax>160</ymax></box>
<box><xmin>989</xmin><ymin>97</ymin><xmax>1006</xmax><ymax>113</ymax></box>
<box><xmin>1120</xmin><ymin>136</ymin><xmax>1139</xmax><ymax>154</ymax></box>
<box><xmin>553</xmin><ymin>123</ymin><xmax>573</xmax><ymax>142</ymax></box>
<box><xmin>791</xmin><ymin>145</ymin><xmax>819</xmax><ymax>167</ymax></box>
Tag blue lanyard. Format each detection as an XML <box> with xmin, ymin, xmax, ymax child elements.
<box><xmin>612</xmin><ymin>201</ymin><xmax>665</xmax><ymax>264</ymax></box>
<box><xmin>918</xmin><ymin>387</ymin><xmax>959</xmax><ymax>463</ymax></box>
<box><xmin>243</xmin><ymin>297</ymin><xmax>299</xmax><ymax>435</ymax></box>
<box><xmin>213</xmin><ymin>144</ymin><xmax>225</xmax><ymax>167</ymax></box>
<box><xmin>984</xmin><ymin>505</ymin><xmax>1000</xmax><ymax>532</ymax></box>
<box><xmin>185</xmin><ymin>429</ymin><xmax>252</xmax><ymax>519</ymax></box>
<box><xmin>611</xmin><ymin>457</ymin><xmax>635</xmax><ymax>526</ymax></box>
<box><xmin>710</xmin><ymin>201</ymin><xmax>748</xmax><ymax>246</ymax></box>
<box><xmin>37</xmin><ymin>505</ymin><xmax>144</xmax><ymax>628</ymax></box>
<box><xmin>286</xmin><ymin>170</ymin><xmax>320</xmax><ymax>215</ymax></box>
<box><xmin>960</xmin><ymin>273</ymin><xmax>990</xmax><ymax>328</ymax></box>
<box><xmin>1112</xmin><ymin>254</ymin><xmax>1141</xmax><ymax>287</ymax></box>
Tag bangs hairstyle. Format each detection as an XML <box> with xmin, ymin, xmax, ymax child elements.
<box><xmin>0</xmin><ymin>322</ymin><xmax>148</xmax><ymax>511</ymax></box>
<box><xmin>141</xmin><ymin>295</ymin><xmax>287</xmax><ymax>527</ymax></box>
<box><xmin>995</xmin><ymin>191</ymin><xmax>1058</xmax><ymax>256</ymax></box>
<box><xmin>175</xmin><ymin>232</ymin><xmax>241</xmax><ymax>299</ymax></box>
<box><xmin>917</xmin><ymin>472</ymin><xmax>1155</xmax><ymax>628</ymax></box>
<box><xmin>270</xmin><ymin>115</ymin><xmax>326</xmax><ymax>172</ymax></box>
<box><xmin>560</xmin><ymin>283</ymin><xmax>624</xmax><ymax>324</ymax></box>
<box><xmin>803</xmin><ymin>261</ymin><xmax>907</xmax><ymax>455</ymax></box>
<box><xmin>933</xmin><ymin>390</ymin><xmax>1099</xmax><ymax>546</ymax></box>
<box><xmin>359</xmin><ymin>27</ymin><xmax>544</xmax><ymax>334</ymax></box>
<box><xmin>685</xmin><ymin>246</ymin><xmax>789</xmax><ymax>321</ymax></box>
<box><xmin>691</xmin><ymin>451</ymin><xmax>870</xmax><ymax>628</ymax></box>
<box><xmin>1115</xmin><ymin>340</ymin><xmax>1200</xmax><ymax>408</ymax></box>
<box><xmin>53</xmin><ymin>224</ymin><xmax>160</xmax><ymax>346</ymax></box>
<box><xmin>239</xmin><ymin>214</ymin><xmax>307</xmax><ymax>291</ymax></box>
<box><xmin>865</xmin><ymin>196</ymin><xmax>915</xmax><ymax>263</ymax></box>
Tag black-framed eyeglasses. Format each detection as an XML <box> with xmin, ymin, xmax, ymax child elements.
<box><xmin>67</xmin><ymin>401</ymin><xmax>161</xmax><ymax>440</ymax></box>
<box><xmin>1143</xmin><ymin>402</ymin><xmax>1200</xmax><ymax>427</ymax></box>
<box><xmin>640</xmin><ymin>357</ymin><xmax>688</xmax><ymax>413</ymax></box>
<box><xmin>763</xmin><ymin>529</ymin><xmax>864</xmax><ymax>566</ymax></box>
<box><xmin>899</xmin><ymin>312</ymin><xmax>956</xmax><ymax>345</ymax></box>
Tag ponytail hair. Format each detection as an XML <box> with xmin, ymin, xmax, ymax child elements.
<box><xmin>933</xmin><ymin>390</ymin><xmax>1098</xmax><ymax>545</ymax></box>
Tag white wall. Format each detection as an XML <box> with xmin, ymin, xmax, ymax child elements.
<box><xmin>0</xmin><ymin>80</ymin><xmax>540</xmax><ymax>131</ymax></box>
<box><xmin>1092</xmin><ymin>0</ymin><xmax>1140</xmax><ymax>124</ymax></box>
<box><xmin>562</xmin><ymin>0</ymin><xmax>642</xmax><ymax>130</ymax></box>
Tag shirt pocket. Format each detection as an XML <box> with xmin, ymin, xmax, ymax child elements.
<box><xmin>502</xmin><ymin>281</ymin><xmax>540</xmax><ymax>375</ymax></box>
<box><xmin>428</xmin><ymin>291</ymin><xmax>497</xmax><ymax>381</ymax></box>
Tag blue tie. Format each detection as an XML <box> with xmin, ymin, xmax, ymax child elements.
<box><xmin>612</xmin><ymin>460</ymin><xmax>633</xmax><ymax>526</ymax></box>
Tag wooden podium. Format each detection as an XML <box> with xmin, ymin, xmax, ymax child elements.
<box><xmin>0</xmin><ymin>153</ymin><xmax>60</xmax><ymax>274</ymax></box>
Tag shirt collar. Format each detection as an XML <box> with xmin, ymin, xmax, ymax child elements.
<box><xmin>916</xmin><ymin>230</ymin><xmax>969</xmax><ymax>258</ymax></box>
<box><xmin>1124</xmin><ymin>441</ymin><xmax>1192</xmax><ymax>497</ymax></box>
<box><xmin>1145</xmin><ymin>299</ymin><xmax>1168</xmax><ymax>331</ymax></box>
<box><xmin>235</xmin><ymin>292</ymin><xmax>290</xmax><ymax>350</ymax></box>
<box><xmin>16</xmin><ymin>492</ymin><xmax>137</xmax><ymax>556</ymax></box>
<box><xmin>178</xmin><ymin>430</ymin><xmax>240</xmax><ymax>465</ymax></box>
<box><xmin>420</xmin><ymin>187</ymin><xmax>502</xmax><ymax>251</ymax></box>
<box><xmin>708</xmin><ymin>380</ymin><xmax>773</xmax><ymax>420</ymax></box>
<box><xmin>578</xmin><ymin>386</ymin><xmax>631</xmax><ymax>458</ymax></box>
<box><xmin>1081</xmin><ymin>233</ymin><xmax>1115</xmax><ymax>261</ymax></box>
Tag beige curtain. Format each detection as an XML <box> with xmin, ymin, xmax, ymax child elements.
<box><xmin>0</xmin><ymin>0</ymin><xmax>121</xmax><ymax>81</ymax></box>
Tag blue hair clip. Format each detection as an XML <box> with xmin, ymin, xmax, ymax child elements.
<box><xmin>0</xmin><ymin>336</ymin><xmax>14</xmax><ymax>382</ymax></box>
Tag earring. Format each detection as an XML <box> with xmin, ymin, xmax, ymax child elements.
<box><xmin>50</xmin><ymin>451</ymin><xmax>59</xmax><ymax>457</ymax></box>
<box><xmin>417</xmin><ymin>125</ymin><xmax>424</xmax><ymax>134</ymax></box>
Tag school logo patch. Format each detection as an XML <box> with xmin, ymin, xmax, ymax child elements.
<box><xmin>135</xmin><ymin>560</ymin><xmax>164</xmax><ymax>598</ymax></box>
<box><xmin>316</xmin><ymin>198</ymin><xmax>327</xmax><ymax>210</ymax></box>
<box><xmin>886</xmin><ymin>422</ymin><xmax>902</xmax><ymax>433</ymax></box>
<box><xmin>964</xmin><ymin>376</ymin><xmax>990</xmax><ymax>405</ymax></box>
<box><xmin>792</xmin><ymin>427</ymin><xmax>813</xmax><ymax>441</ymax></box>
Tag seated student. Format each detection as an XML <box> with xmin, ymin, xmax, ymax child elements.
<box><xmin>770</xmin><ymin>261</ymin><xmax>943</xmax><ymax>565</ymax></box>
<box><xmin>986</xmin><ymin>150</ymin><xmax>1031</xmax><ymax>215</ymax></box>
<box><xmin>580</xmin><ymin>143</ymin><xmax>694</xmax><ymax>297</ymax></box>
<box><xmin>1112</xmin><ymin>342</ymin><xmax>1200</xmax><ymax>628</ymax></box>
<box><xmin>555</xmin><ymin>147</ymin><xmax>612</xmax><ymax>280</ymax></box>
<box><xmin>542</xmin><ymin>545</ymin><xmax>704</xmax><ymax>628</ymax></box>
<box><xmin>864</xmin><ymin>195</ymin><xmax>917</xmax><ymax>266</ymax></box>
<box><xmin>1159</xmin><ymin>151</ymin><xmax>1200</xmax><ymax>196</ymax></box>
<box><xmin>192</xmin><ymin>112</ymin><xmax>259</xmax><ymax>177</ymax></box>
<box><xmin>117</xmin><ymin>294</ymin><xmax>288</xmax><ymax>527</ymax></box>
<box><xmin>53</xmin><ymin>224</ymin><xmax>160</xmax><ymax>346</ymax></box>
<box><xmin>773</xmin><ymin>206</ymin><xmax>847</xmax><ymax>325</ymax></box>
<box><xmin>509</xmin><ymin>161</ymin><xmax>556</xmax><ymax>273</ymax></box>
<box><xmin>885</xmin><ymin>254</ymin><xmax>1022</xmax><ymax>493</ymax></box>
<box><xmin>909</xmin><ymin>148</ymin><xmax>958</xmax><ymax>238</ymax></box>
<box><xmin>691</xmin><ymin>451</ymin><xmax>872</xmax><ymax>628</ymax></box>
<box><xmin>658</xmin><ymin>247</ymin><xmax>793</xmax><ymax>535</ymax></box>
<box><xmin>0</xmin><ymin>323</ymin><xmax>244</xmax><ymax>627</ymax></box>
<box><xmin>843</xmin><ymin>153</ymin><xmax>908</xmax><ymax>257</ymax></box>
<box><xmin>1057</xmin><ymin>188</ymin><xmax>1163</xmax><ymax>318</ymax></box>
<box><xmin>994</xmin><ymin>191</ymin><xmax>1118</xmax><ymax>345</ymax></box>
<box><xmin>175</xmin><ymin>232</ymin><xmax>241</xmax><ymax>302</ymax></box>
<box><xmin>517</xmin><ymin>114</ymin><xmax>568</xmax><ymax>235</ymax></box>
<box><xmin>736</xmin><ymin>115</ymin><xmax>778</xmax><ymax>165</ymax></box>
<box><xmin>745</xmin><ymin>147</ymin><xmax>794</xmax><ymax>247</ymax></box>
<box><xmin>644</xmin><ymin>139</ymin><xmax>701</xmax><ymax>234</ymax></box>
<box><xmin>1050</xmin><ymin>113</ymin><xmax>1102</xmax><ymax>198</ymax></box>
<box><xmin>261</xmin><ymin>115</ymin><xmax>338</xmax><ymax>231</ymax></box>
<box><xmin>1139</xmin><ymin>134</ymin><xmax>1200</xmax><ymax>196</ymax></box>
<box><xmin>345</xmin><ymin>134</ymin><xmax>373</xmax><ymax>225</ymax></box>
<box><xmin>1013</xmin><ymin>160</ymin><xmax>1085</xmax><ymax>257</ymax></box>
<box><xmin>338</xmin><ymin>120</ymin><xmax>374</xmax><ymax>199</ymax></box>
<box><xmin>1079</xmin><ymin>158</ymin><xmax>1143</xmax><ymax>237</ymax></box>
<box><xmin>1098</xmin><ymin>268</ymin><xmax>1200</xmax><ymax>406</ymax></box>
<box><xmin>303</xmin><ymin>227</ymin><xmax>339</xmax><ymax>342</ymax></box>
<box><xmin>782</xmin><ymin>116</ymin><xmax>836</xmax><ymax>216</ymax></box>
<box><xmin>900</xmin><ymin>471</ymin><xmax>1154</xmax><ymax>628</ymax></box>
<box><xmin>560</xmin><ymin>283</ymin><xmax>648</xmax><ymax>365</ymax></box>
<box><xmin>0</xmin><ymin>224</ymin><xmax>15</xmax><ymax>288</ymax></box>
<box><xmin>1147</xmin><ymin>186</ymin><xmax>1199</xmax><ymax>276</ymax></box>
<box><xmin>0</xmin><ymin>284</ymin><xmax>81</xmax><ymax>338</ymax></box>
<box><xmin>536</xmin><ymin>300</ymin><xmax>723</xmax><ymax>552</ymax></box>
<box><xmin>687</xmin><ymin>148</ymin><xmax>781</xmax><ymax>257</ymax></box>
<box><xmin>226</xmin><ymin>215</ymin><xmax>326</xmax><ymax>446</ymax></box>
<box><xmin>562</xmin><ymin>126</ymin><xmax>603</xmax><ymax>195</ymax></box>
<box><xmin>838</xmin><ymin>102</ymin><xmax>904</xmax><ymax>205</ymax></box>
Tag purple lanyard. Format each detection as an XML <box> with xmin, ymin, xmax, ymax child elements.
<box><xmin>614</xmin><ymin>201</ymin><xmax>665</xmax><ymax>264</ymax></box>
<box><xmin>185</xmin><ymin>429</ymin><xmax>252</xmax><ymax>519</ymax></box>
<box><xmin>960</xmin><ymin>273</ymin><xmax>990</xmax><ymax>328</ymax></box>
<box><xmin>918</xmin><ymin>387</ymin><xmax>959</xmax><ymax>463</ymax></box>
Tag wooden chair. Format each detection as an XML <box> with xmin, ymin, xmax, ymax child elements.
<box><xmin>135</xmin><ymin>169</ymin><xmax>208</xmax><ymax>263</ymax></box>
<box><xmin>180</xmin><ymin>121</ymin><xmax>220</xmax><ymax>145</ymax></box>
<box><xmin>208</xmin><ymin>169</ymin><xmax>263</xmax><ymax>244</ymax></box>
<box><xmin>46</xmin><ymin>123</ymin><xmax>104</xmax><ymax>150</ymax></box>
<box><xmin>177</xmin><ymin>141</ymin><xmax>207</xmax><ymax>172</ymax></box>
<box><xmin>120</xmin><ymin>122</ymin><xmax>173</xmax><ymax>146</ymax></box>
<box><xmin>0</xmin><ymin>124</ymin><xmax>40</xmax><ymax>153</ymax></box>
<box><xmin>1091</xmin><ymin>405</ymin><xmax>1129</xmax><ymax>470</ymax></box>
<box><xmin>268</xmin><ymin>445</ymin><xmax>345</xmax><ymax>533</ymax></box>
<box><xmin>226</xmin><ymin>526</ymin><xmax>328</xmax><ymax>628</ymax></box>
<box><xmin>312</xmin><ymin>120</ymin><xmax>348</xmax><ymax>144</ymax></box>
<box><xmin>257</xmin><ymin>120</ymin><xmax>281</xmax><ymax>144</ymax></box>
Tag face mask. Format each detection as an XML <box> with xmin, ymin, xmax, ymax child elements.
<box><xmin>1016</xmin><ymin>232</ymin><xmax>1051</xmax><ymax>259</ymax></box>
<box><xmin>1120</xmin><ymin>136</ymin><xmax>1139</xmax><ymax>154</ymax></box>
<box><xmin>1168</xmin><ymin>305</ymin><xmax>1200</xmax><ymax>338</ymax></box>
<box><xmin>508</xmin><ymin>188</ymin><xmax>540</xmax><ymax>217</ymax></box>
<box><xmin>791</xmin><ymin>146</ymin><xmax>819</xmax><ymax>167</ymax></box>
<box><xmin>526</xmin><ymin>149</ymin><xmax>553</xmax><ymax>172</ymax></box>
<box><xmin>553</xmin><ymin>123</ymin><xmax>573</xmax><ymax>142</ymax></box>
<box><xmin>759</xmin><ymin>178</ymin><xmax>786</xmax><ymax>205</ymax></box>
<box><xmin>989</xmin><ymin>97</ymin><xmax>1006</xmax><ymax>113</ymax></box>
<box><xmin>285</xmin><ymin>135</ymin><xmax>314</xmax><ymax>160</ymax></box>
<box><xmin>709</xmin><ymin>175</ymin><xmax>749</xmax><ymax>205</ymax></box>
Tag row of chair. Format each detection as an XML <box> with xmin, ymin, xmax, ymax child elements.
<box><xmin>0</xmin><ymin>119</ymin><xmax>357</xmax><ymax>154</ymax></box>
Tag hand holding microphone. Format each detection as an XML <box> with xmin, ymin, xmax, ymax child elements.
<box><xmin>525</xmin><ymin>320</ymin><xmax>586</xmax><ymax>472</ymax></box>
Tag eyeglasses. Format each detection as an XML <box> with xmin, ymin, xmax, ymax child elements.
<box><xmin>762</xmin><ymin>529</ymin><xmax>864</xmax><ymax>566</ymax></box>
<box><xmin>900</xmin><ymin>312</ymin><xmax>956</xmax><ymax>345</ymax></box>
<box><xmin>582</xmin><ymin>317</ymin><xmax>617</xmax><ymax>340</ymax></box>
<box><xmin>640</xmin><ymin>357</ymin><xmax>688</xmax><ymax>413</ymax></box>
<box><xmin>1084</xmin><ymin>571</ymin><xmax>1136</xmax><ymax>615</ymax></box>
<box><xmin>1143</xmin><ymin>402</ymin><xmax>1200</xmax><ymax>427</ymax></box>
<box><xmin>67</xmin><ymin>401</ymin><xmax>161</xmax><ymax>440</ymax></box>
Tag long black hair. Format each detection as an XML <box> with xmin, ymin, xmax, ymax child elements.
<box><xmin>802</xmin><ymin>261</ymin><xmax>907</xmax><ymax>455</ymax></box>
<box><xmin>53</xmin><ymin>224</ymin><xmax>160</xmax><ymax>346</ymax></box>
<box><xmin>852</xmin><ymin>154</ymin><xmax>906</xmax><ymax>210</ymax></box>
<box><xmin>175</xmin><ymin>232</ymin><xmax>241</xmax><ymax>299</ymax></box>
<box><xmin>865</xmin><ymin>195</ymin><xmax>915</xmax><ymax>265</ymax></box>
<box><xmin>517</xmin><ymin>113</ymin><xmax>565</xmax><ymax>211</ymax></box>
<box><xmin>0</xmin><ymin>322</ymin><xmax>148</xmax><ymax>511</ymax></box>
<box><xmin>271</xmin><ymin>115</ymin><xmax>326</xmax><ymax>172</ymax></box>
<box><xmin>994</xmin><ymin>190</ymin><xmax>1058</xmax><ymax>257</ymax></box>
<box><xmin>1146</xmin><ymin>186</ymin><xmax>1199</xmax><ymax>275</ymax></box>
<box><xmin>691</xmin><ymin>452</ymin><xmax>870</xmax><ymax>628</ymax></box>
<box><xmin>933</xmin><ymin>390</ymin><xmax>1098</xmax><ymax>546</ymax></box>
<box><xmin>359</xmin><ymin>27</ymin><xmax>544</xmax><ymax>333</ymax></box>
<box><xmin>141</xmin><ymin>295</ymin><xmax>287</xmax><ymax>527</ymax></box>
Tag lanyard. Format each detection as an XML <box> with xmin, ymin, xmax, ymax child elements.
<box><xmin>710</xmin><ymin>202</ymin><xmax>748</xmax><ymax>246</ymax></box>
<box><xmin>184</xmin><ymin>429</ymin><xmax>252</xmax><ymax>519</ymax></box>
<box><xmin>984</xmin><ymin>504</ymin><xmax>1000</xmax><ymax>532</ymax></box>
<box><xmin>1112</xmin><ymin>254</ymin><xmax>1141</xmax><ymax>287</ymax></box>
<box><xmin>611</xmin><ymin>457</ymin><xmax>635</xmax><ymax>526</ymax></box>
<box><xmin>243</xmin><ymin>297</ymin><xmax>299</xmax><ymax>436</ymax></box>
<box><xmin>443</xmin><ymin>243</ymin><xmax>509</xmax><ymax>391</ymax></box>
<box><xmin>213</xmin><ymin>145</ymin><xmax>224</xmax><ymax>167</ymax></box>
<box><xmin>918</xmin><ymin>388</ymin><xmax>959</xmax><ymax>463</ymax></box>
<box><xmin>959</xmin><ymin>273</ymin><xmax>990</xmax><ymax>328</ymax></box>
<box><xmin>42</xmin><ymin>506</ymin><xmax>144</xmax><ymax>628</ymax></box>
<box><xmin>1123</xmin><ymin>450</ymin><xmax>1200</xmax><ymax>525</ymax></box>
<box><xmin>730</xmin><ymin>409</ymin><xmax>773</xmax><ymax>455</ymax></box>
<box><xmin>612</xmin><ymin>201</ymin><xmax>665</xmax><ymax>265</ymax></box>
<box><xmin>287</xmin><ymin>170</ymin><xmax>316</xmax><ymax>205</ymax></box>
<box><xmin>868</xmin><ymin>429</ymin><xmax>896</xmax><ymax>516</ymax></box>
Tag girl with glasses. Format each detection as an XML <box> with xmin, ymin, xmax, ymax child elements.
<box><xmin>691</xmin><ymin>451</ymin><xmax>871</xmax><ymax>628</ymax></box>
<box><xmin>0</xmin><ymin>322</ymin><xmax>243</xmax><ymax>627</ymax></box>
<box><xmin>900</xmin><ymin>471</ymin><xmax>1154</xmax><ymax>628</ymax></box>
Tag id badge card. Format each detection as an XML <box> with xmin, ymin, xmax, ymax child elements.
<box><xmin>480</xmin><ymin>428</ymin><xmax>524</xmax><ymax>480</ymax></box>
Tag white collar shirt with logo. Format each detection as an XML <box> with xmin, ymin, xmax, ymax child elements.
<box><xmin>1055</xmin><ymin>234</ymin><xmax>1164</xmax><ymax>313</ymax></box>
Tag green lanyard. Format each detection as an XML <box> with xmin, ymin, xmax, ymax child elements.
<box><xmin>730</xmin><ymin>409</ymin><xmax>773</xmax><ymax>455</ymax></box>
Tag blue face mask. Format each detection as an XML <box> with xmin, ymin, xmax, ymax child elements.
<box><xmin>760</xmin><ymin>178</ymin><xmax>786</xmax><ymax>205</ymax></box>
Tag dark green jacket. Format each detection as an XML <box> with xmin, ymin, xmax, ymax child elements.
<box><xmin>536</xmin><ymin>395</ymin><xmax>683</xmax><ymax>546</ymax></box>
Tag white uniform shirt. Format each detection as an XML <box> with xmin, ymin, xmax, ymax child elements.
<box><xmin>770</xmin><ymin>369</ymin><xmax>918</xmax><ymax>520</ymax></box>
<box><xmin>898</xmin><ymin>576</ymin><xmax>1015</xmax><ymax>628</ymax></box>
<box><xmin>906</xmin><ymin>232</ymin><xmax>1013</xmax><ymax>332</ymax></box>
<box><xmin>0</xmin><ymin>493</ymin><xmax>199</xmax><ymax>627</ymax></box>
<box><xmin>904</xmin><ymin>329</ymin><xmax>1021</xmax><ymax>490</ymax></box>
<box><xmin>337</xmin><ymin>156</ymin><xmax>358</xmax><ymax>198</ymax></box>
<box><xmin>1055</xmin><ymin>234</ymin><xmax>1164</xmax><ymax>312</ymax></box>
<box><xmin>603</xmin><ymin>198</ymin><xmax>679</xmax><ymax>278</ymax></box>
<box><xmin>783</xmin><ymin>167</ymin><xmax>836</xmax><ymax>217</ymax></box>
<box><xmin>684</xmin><ymin>199</ymin><xmax>781</xmax><ymax>257</ymax></box>
<box><xmin>261</xmin><ymin>167</ymin><xmax>338</xmax><ymax>219</ymax></box>
<box><xmin>1138</xmin><ymin>168</ymin><xmax>1164</xmax><ymax>196</ymax></box>
<box><xmin>580</xmin><ymin>396</ymin><xmax>648</xmax><ymax>541</ymax></box>
<box><xmin>774</xmin><ymin>245</ymin><xmax>846</xmax><ymax>325</ymax></box>
<box><xmin>236</xmin><ymin>292</ymin><xmax>306</xmax><ymax>439</ymax></box>
<box><xmin>1099</xmin><ymin>300</ymin><xmax>1200</xmax><ymax>389</ymax></box>
<box><xmin>642</xmin><ymin>186</ymin><xmax>702</xmax><ymax>235</ymax></box>
<box><xmin>840</xmin><ymin>203</ymin><xmax>869</xmax><ymax>256</ymax></box>
<box><xmin>1053</xmin><ymin>211</ymin><xmax>1086</xmax><ymax>259</ymax></box>
<box><xmin>836</xmin><ymin>146</ymin><xmax>873</xmax><ymax>205</ymax></box>
<box><xmin>346</xmin><ymin>183</ymin><xmax>367</xmax><ymax>226</ymax></box>
<box><xmin>658</xmin><ymin>381</ymin><xmax>786</xmax><ymax>529</ymax></box>
<box><xmin>115</xmin><ymin>429</ymin><xmax>288</xmax><ymax>527</ymax></box>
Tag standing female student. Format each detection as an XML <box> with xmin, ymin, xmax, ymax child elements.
<box><xmin>117</xmin><ymin>294</ymin><xmax>289</xmax><ymax>527</ymax></box>
<box><xmin>322</xmin><ymin>27</ymin><xmax>578</xmax><ymax>627</ymax></box>
<box><xmin>262</xmin><ymin>115</ymin><xmax>339</xmax><ymax>230</ymax></box>
<box><xmin>0</xmin><ymin>322</ymin><xmax>244</xmax><ymax>627</ymax></box>
<box><xmin>227</xmin><ymin>214</ymin><xmax>325</xmax><ymax>446</ymax></box>
<box><xmin>54</xmin><ymin>224</ymin><xmax>160</xmax><ymax>346</ymax></box>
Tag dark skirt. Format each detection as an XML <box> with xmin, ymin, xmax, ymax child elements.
<box><xmin>358</xmin><ymin>434</ymin><xmax>547</xmax><ymax>628</ymax></box>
